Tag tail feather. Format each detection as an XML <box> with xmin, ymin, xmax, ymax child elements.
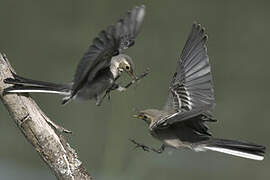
<box><xmin>203</xmin><ymin>138</ymin><xmax>265</xmax><ymax>160</ymax></box>
<box><xmin>4</xmin><ymin>85</ymin><xmax>70</xmax><ymax>95</ymax></box>
<box><xmin>3</xmin><ymin>73</ymin><xmax>71</xmax><ymax>96</ymax></box>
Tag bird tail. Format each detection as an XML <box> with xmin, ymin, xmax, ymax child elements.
<box><xmin>201</xmin><ymin>138</ymin><xmax>266</xmax><ymax>160</ymax></box>
<box><xmin>3</xmin><ymin>72</ymin><xmax>71</xmax><ymax>96</ymax></box>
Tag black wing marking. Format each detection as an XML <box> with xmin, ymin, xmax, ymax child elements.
<box><xmin>151</xmin><ymin>105</ymin><xmax>214</xmax><ymax>130</ymax></box>
<box><xmin>150</xmin><ymin>106</ymin><xmax>216</xmax><ymax>143</ymax></box>
<box><xmin>70</xmin><ymin>5</ymin><xmax>145</xmax><ymax>99</ymax></box>
<box><xmin>170</xmin><ymin>116</ymin><xmax>212</xmax><ymax>143</ymax></box>
<box><xmin>164</xmin><ymin>22</ymin><xmax>214</xmax><ymax>113</ymax></box>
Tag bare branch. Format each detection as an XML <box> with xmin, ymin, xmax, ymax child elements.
<box><xmin>0</xmin><ymin>53</ymin><xmax>92</xmax><ymax>180</ymax></box>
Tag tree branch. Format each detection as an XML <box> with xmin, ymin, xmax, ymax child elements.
<box><xmin>0</xmin><ymin>53</ymin><xmax>92</xmax><ymax>180</ymax></box>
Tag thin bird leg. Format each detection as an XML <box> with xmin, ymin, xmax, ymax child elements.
<box><xmin>155</xmin><ymin>144</ymin><xmax>166</xmax><ymax>153</ymax></box>
<box><xmin>97</xmin><ymin>83</ymin><xmax>120</xmax><ymax>106</ymax></box>
<box><xmin>107</xmin><ymin>83</ymin><xmax>120</xmax><ymax>99</ymax></box>
<box><xmin>98</xmin><ymin>68</ymin><xmax>150</xmax><ymax>105</ymax></box>
<box><xmin>124</xmin><ymin>68</ymin><xmax>150</xmax><ymax>89</ymax></box>
<box><xmin>98</xmin><ymin>90</ymin><xmax>110</xmax><ymax>106</ymax></box>
<box><xmin>130</xmin><ymin>139</ymin><xmax>165</xmax><ymax>154</ymax></box>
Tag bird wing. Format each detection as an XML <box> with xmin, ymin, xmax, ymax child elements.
<box><xmin>164</xmin><ymin>22</ymin><xmax>215</xmax><ymax>114</ymax></box>
<box><xmin>150</xmin><ymin>105</ymin><xmax>215</xmax><ymax>143</ymax></box>
<box><xmin>71</xmin><ymin>5</ymin><xmax>145</xmax><ymax>98</ymax></box>
<box><xmin>150</xmin><ymin>105</ymin><xmax>213</xmax><ymax>130</ymax></box>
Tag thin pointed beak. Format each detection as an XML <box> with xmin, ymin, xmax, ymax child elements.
<box><xmin>127</xmin><ymin>70</ymin><xmax>137</xmax><ymax>80</ymax></box>
<box><xmin>132</xmin><ymin>108</ymin><xmax>140</xmax><ymax>119</ymax></box>
<box><xmin>133</xmin><ymin>114</ymin><xmax>139</xmax><ymax>118</ymax></box>
<box><xmin>133</xmin><ymin>114</ymin><xmax>142</xmax><ymax>119</ymax></box>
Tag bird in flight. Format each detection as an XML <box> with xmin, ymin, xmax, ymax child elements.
<box><xmin>132</xmin><ymin>22</ymin><xmax>266</xmax><ymax>160</ymax></box>
<box><xmin>4</xmin><ymin>5</ymin><xmax>147</xmax><ymax>106</ymax></box>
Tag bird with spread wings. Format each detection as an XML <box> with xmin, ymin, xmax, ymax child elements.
<box><xmin>132</xmin><ymin>22</ymin><xmax>265</xmax><ymax>161</ymax></box>
<box><xmin>4</xmin><ymin>5</ymin><xmax>147</xmax><ymax>106</ymax></box>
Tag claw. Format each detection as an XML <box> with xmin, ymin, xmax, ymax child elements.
<box><xmin>117</xmin><ymin>86</ymin><xmax>126</xmax><ymax>92</ymax></box>
<box><xmin>130</xmin><ymin>139</ymin><xmax>150</xmax><ymax>152</ymax></box>
<box><xmin>141</xmin><ymin>145</ymin><xmax>150</xmax><ymax>152</ymax></box>
<box><xmin>129</xmin><ymin>139</ymin><xmax>165</xmax><ymax>154</ymax></box>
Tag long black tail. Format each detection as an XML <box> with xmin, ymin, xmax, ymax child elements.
<box><xmin>3</xmin><ymin>72</ymin><xmax>71</xmax><ymax>96</ymax></box>
<box><xmin>202</xmin><ymin>138</ymin><xmax>266</xmax><ymax>160</ymax></box>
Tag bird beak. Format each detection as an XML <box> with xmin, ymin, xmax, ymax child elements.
<box><xmin>133</xmin><ymin>114</ymin><xmax>139</xmax><ymax>118</ymax></box>
<box><xmin>133</xmin><ymin>114</ymin><xmax>142</xmax><ymax>119</ymax></box>
<box><xmin>127</xmin><ymin>70</ymin><xmax>137</xmax><ymax>80</ymax></box>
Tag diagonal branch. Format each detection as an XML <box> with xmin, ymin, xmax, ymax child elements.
<box><xmin>0</xmin><ymin>53</ymin><xmax>92</xmax><ymax>180</ymax></box>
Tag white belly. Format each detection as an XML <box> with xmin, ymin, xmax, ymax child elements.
<box><xmin>163</xmin><ymin>138</ymin><xmax>191</xmax><ymax>149</ymax></box>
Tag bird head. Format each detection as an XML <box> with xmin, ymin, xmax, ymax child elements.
<box><xmin>133</xmin><ymin>109</ymin><xmax>162</xmax><ymax>124</ymax></box>
<box><xmin>117</xmin><ymin>54</ymin><xmax>137</xmax><ymax>80</ymax></box>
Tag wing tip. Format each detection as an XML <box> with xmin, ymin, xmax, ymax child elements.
<box><xmin>191</xmin><ymin>21</ymin><xmax>208</xmax><ymax>37</ymax></box>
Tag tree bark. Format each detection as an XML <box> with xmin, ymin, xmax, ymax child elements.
<box><xmin>0</xmin><ymin>53</ymin><xmax>92</xmax><ymax>180</ymax></box>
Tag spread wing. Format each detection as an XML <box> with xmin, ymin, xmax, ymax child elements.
<box><xmin>71</xmin><ymin>5</ymin><xmax>145</xmax><ymax>98</ymax></box>
<box><xmin>164</xmin><ymin>22</ymin><xmax>214</xmax><ymax>114</ymax></box>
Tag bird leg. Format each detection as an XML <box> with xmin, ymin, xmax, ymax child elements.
<box><xmin>97</xmin><ymin>83</ymin><xmax>121</xmax><ymax>106</ymax></box>
<box><xmin>97</xmin><ymin>69</ymin><xmax>149</xmax><ymax>106</ymax></box>
<box><xmin>130</xmin><ymin>139</ymin><xmax>165</xmax><ymax>154</ymax></box>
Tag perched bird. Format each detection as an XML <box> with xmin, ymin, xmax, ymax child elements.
<box><xmin>132</xmin><ymin>23</ymin><xmax>266</xmax><ymax>160</ymax></box>
<box><xmin>4</xmin><ymin>5</ymin><xmax>146</xmax><ymax>106</ymax></box>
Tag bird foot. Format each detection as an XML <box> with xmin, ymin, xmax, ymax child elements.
<box><xmin>117</xmin><ymin>86</ymin><xmax>126</xmax><ymax>92</ymax></box>
<box><xmin>130</xmin><ymin>139</ymin><xmax>165</xmax><ymax>154</ymax></box>
<box><xmin>130</xmin><ymin>139</ymin><xmax>151</xmax><ymax>152</ymax></box>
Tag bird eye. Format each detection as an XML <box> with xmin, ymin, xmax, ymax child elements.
<box><xmin>125</xmin><ymin>66</ymin><xmax>130</xmax><ymax>70</ymax></box>
<box><xmin>143</xmin><ymin>115</ymin><xmax>148</xmax><ymax>119</ymax></box>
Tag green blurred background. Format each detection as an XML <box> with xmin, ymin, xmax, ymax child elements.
<box><xmin>0</xmin><ymin>0</ymin><xmax>269</xmax><ymax>179</ymax></box>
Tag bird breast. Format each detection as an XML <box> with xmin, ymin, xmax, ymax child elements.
<box><xmin>151</xmin><ymin>128</ymin><xmax>192</xmax><ymax>149</ymax></box>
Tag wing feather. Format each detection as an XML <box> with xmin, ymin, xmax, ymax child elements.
<box><xmin>164</xmin><ymin>22</ymin><xmax>214</xmax><ymax>114</ymax></box>
<box><xmin>70</xmin><ymin>5</ymin><xmax>145</xmax><ymax>98</ymax></box>
<box><xmin>156</xmin><ymin>23</ymin><xmax>215</xmax><ymax>137</ymax></box>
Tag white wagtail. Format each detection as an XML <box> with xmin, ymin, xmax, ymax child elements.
<box><xmin>132</xmin><ymin>22</ymin><xmax>265</xmax><ymax>161</ymax></box>
<box><xmin>4</xmin><ymin>5</ymin><xmax>146</xmax><ymax>106</ymax></box>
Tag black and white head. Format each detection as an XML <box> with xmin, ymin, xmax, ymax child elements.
<box><xmin>111</xmin><ymin>54</ymin><xmax>136</xmax><ymax>79</ymax></box>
